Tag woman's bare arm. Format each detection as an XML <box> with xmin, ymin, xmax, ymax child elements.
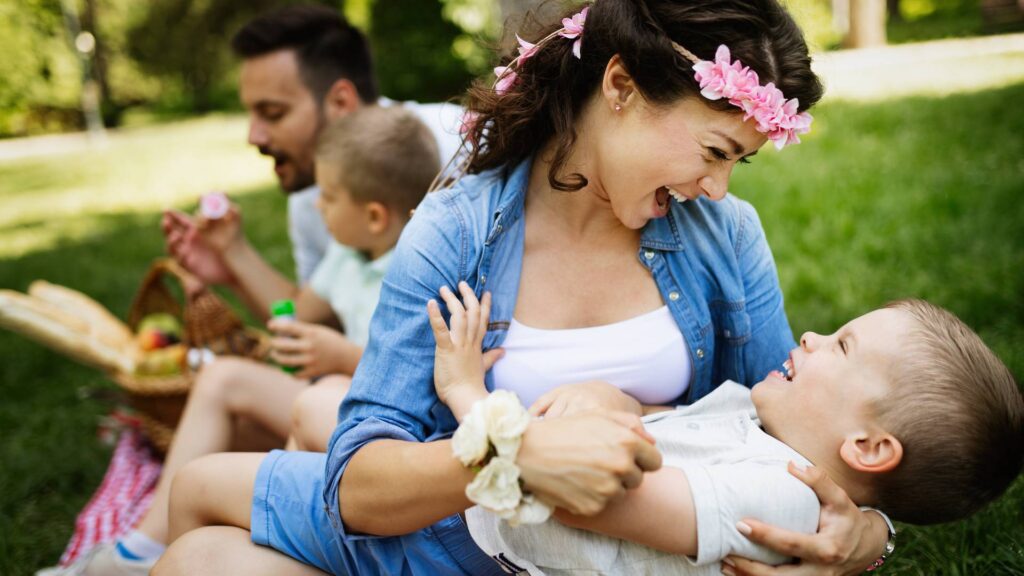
<box><xmin>340</xmin><ymin>412</ymin><xmax>663</xmax><ymax>536</ymax></box>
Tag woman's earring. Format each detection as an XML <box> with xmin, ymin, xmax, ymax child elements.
<box><xmin>614</xmin><ymin>103</ymin><xmax>622</xmax><ymax>112</ymax></box>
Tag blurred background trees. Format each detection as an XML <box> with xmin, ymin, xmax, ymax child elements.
<box><xmin>0</xmin><ymin>0</ymin><xmax>1020</xmax><ymax>138</ymax></box>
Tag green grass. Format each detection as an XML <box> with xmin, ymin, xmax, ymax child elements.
<box><xmin>733</xmin><ymin>83</ymin><xmax>1024</xmax><ymax>575</ymax></box>
<box><xmin>1</xmin><ymin>85</ymin><xmax>1023</xmax><ymax>574</ymax></box>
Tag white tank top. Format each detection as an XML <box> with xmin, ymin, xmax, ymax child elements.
<box><xmin>491</xmin><ymin>306</ymin><xmax>691</xmax><ymax>408</ymax></box>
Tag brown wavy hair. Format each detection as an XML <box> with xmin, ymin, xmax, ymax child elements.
<box><xmin>461</xmin><ymin>0</ymin><xmax>824</xmax><ymax>191</ymax></box>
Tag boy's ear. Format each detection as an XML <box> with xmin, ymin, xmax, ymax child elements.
<box><xmin>322</xmin><ymin>78</ymin><xmax>361</xmax><ymax>120</ymax></box>
<box><xmin>364</xmin><ymin>201</ymin><xmax>391</xmax><ymax>234</ymax></box>
<box><xmin>840</xmin><ymin>430</ymin><xmax>903</xmax><ymax>474</ymax></box>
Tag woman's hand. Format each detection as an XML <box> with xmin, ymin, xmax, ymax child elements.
<box><xmin>529</xmin><ymin>380</ymin><xmax>642</xmax><ymax>418</ymax></box>
<box><xmin>268</xmin><ymin>319</ymin><xmax>361</xmax><ymax>379</ymax></box>
<box><xmin>427</xmin><ymin>282</ymin><xmax>504</xmax><ymax>420</ymax></box>
<box><xmin>723</xmin><ymin>462</ymin><xmax>889</xmax><ymax>576</ymax></box>
<box><xmin>517</xmin><ymin>410</ymin><xmax>662</xmax><ymax>517</ymax></box>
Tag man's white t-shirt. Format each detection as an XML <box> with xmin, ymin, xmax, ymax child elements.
<box><xmin>466</xmin><ymin>382</ymin><xmax>821</xmax><ymax>576</ymax></box>
<box><xmin>287</xmin><ymin>184</ymin><xmax>330</xmax><ymax>284</ymax></box>
<box><xmin>286</xmin><ymin>99</ymin><xmax>463</xmax><ymax>283</ymax></box>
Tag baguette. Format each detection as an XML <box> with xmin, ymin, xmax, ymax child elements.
<box><xmin>0</xmin><ymin>290</ymin><xmax>135</xmax><ymax>374</ymax></box>
<box><xmin>28</xmin><ymin>280</ymin><xmax>135</xmax><ymax>349</ymax></box>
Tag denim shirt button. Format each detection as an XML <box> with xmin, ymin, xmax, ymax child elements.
<box><xmin>669</xmin><ymin>291</ymin><xmax>680</xmax><ymax>301</ymax></box>
<box><xmin>696</xmin><ymin>348</ymin><xmax>705</xmax><ymax>359</ymax></box>
<box><xmin>644</xmin><ymin>250</ymin><xmax>655</xmax><ymax>260</ymax></box>
<box><xmin>480</xmin><ymin>274</ymin><xmax>487</xmax><ymax>285</ymax></box>
<box><xmin>495</xmin><ymin>224</ymin><xmax>503</xmax><ymax>234</ymax></box>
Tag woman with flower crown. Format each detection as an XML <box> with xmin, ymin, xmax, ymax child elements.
<box><xmin>154</xmin><ymin>1</ymin><xmax>892</xmax><ymax>575</ymax></box>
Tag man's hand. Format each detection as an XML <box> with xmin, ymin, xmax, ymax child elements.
<box><xmin>195</xmin><ymin>202</ymin><xmax>245</xmax><ymax>255</ymax></box>
<box><xmin>161</xmin><ymin>210</ymin><xmax>234</xmax><ymax>286</ymax></box>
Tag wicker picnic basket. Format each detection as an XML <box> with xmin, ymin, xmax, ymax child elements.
<box><xmin>111</xmin><ymin>259</ymin><xmax>270</xmax><ymax>453</ymax></box>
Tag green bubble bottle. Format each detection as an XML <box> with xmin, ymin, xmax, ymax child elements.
<box><xmin>270</xmin><ymin>299</ymin><xmax>299</xmax><ymax>374</ymax></box>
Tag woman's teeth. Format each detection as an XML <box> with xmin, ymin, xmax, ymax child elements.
<box><xmin>782</xmin><ymin>359</ymin><xmax>794</xmax><ymax>381</ymax></box>
<box><xmin>666</xmin><ymin>187</ymin><xmax>688</xmax><ymax>203</ymax></box>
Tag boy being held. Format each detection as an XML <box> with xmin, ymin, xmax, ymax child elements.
<box><xmin>52</xmin><ymin>106</ymin><xmax>440</xmax><ymax>576</ymax></box>
<box><xmin>428</xmin><ymin>284</ymin><xmax>1024</xmax><ymax>575</ymax></box>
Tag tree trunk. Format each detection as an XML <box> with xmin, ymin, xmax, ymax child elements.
<box><xmin>887</xmin><ymin>0</ymin><xmax>902</xmax><ymax>23</ymax></box>
<box><xmin>845</xmin><ymin>0</ymin><xmax>887</xmax><ymax>48</ymax></box>
<box><xmin>80</xmin><ymin>0</ymin><xmax>109</xmax><ymax>105</ymax></box>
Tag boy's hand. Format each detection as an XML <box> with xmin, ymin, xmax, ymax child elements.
<box><xmin>161</xmin><ymin>210</ymin><xmax>234</xmax><ymax>286</ymax></box>
<box><xmin>427</xmin><ymin>281</ymin><xmax>503</xmax><ymax>419</ymax></box>
<box><xmin>268</xmin><ymin>319</ymin><xmax>359</xmax><ymax>379</ymax></box>
<box><xmin>195</xmin><ymin>201</ymin><xmax>245</xmax><ymax>255</ymax></box>
<box><xmin>529</xmin><ymin>381</ymin><xmax>643</xmax><ymax>419</ymax></box>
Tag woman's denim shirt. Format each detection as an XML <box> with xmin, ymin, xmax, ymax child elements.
<box><xmin>321</xmin><ymin>159</ymin><xmax>796</xmax><ymax>573</ymax></box>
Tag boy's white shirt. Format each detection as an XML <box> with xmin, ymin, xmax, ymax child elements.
<box><xmin>465</xmin><ymin>382</ymin><xmax>820</xmax><ymax>576</ymax></box>
<box><xmin>286</xmin><ymin>98</ymin><xmax>465</xmax><ymax>284</ymax></box>
<box><xmin>308</xmin><ymin>241</ymin><xmax>391</xmax><ymax>347</ymax></box>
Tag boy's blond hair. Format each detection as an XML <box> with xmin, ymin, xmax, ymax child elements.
<box><xmin>316</xmin><ymin>106</ymin><xmax>440</xmax><ymax>214</ymax></box>
<box><xmin>872</xmin><ymin>299</ymin><xmax>1023</xmax><ymax>524</ymax></box>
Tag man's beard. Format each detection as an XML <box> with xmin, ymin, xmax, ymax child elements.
<box><xmin>259</xmin><ymin>146</ymin><xmax>316</xmax><ymax>193</ymax></box>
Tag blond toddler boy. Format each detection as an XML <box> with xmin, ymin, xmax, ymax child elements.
<box><xmin>428</xmin><ymin>285</ymin><xmax>1024</xmax><ymax>575</ymax></box>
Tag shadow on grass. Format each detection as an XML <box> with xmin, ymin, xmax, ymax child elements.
<box><xmin>0</xmin><ymin>186</ymin><xmax>290</xmax><ymax>573</ymax></box>
<box><xmin>1</xmin><ymin>84</ymin><xmax>1023</xmax><ymax>574</ymax></box>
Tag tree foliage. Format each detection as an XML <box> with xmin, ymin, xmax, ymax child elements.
<box><xmin>124</xmin><ymin>0</ymin><xmax>335</xmax><ymax>112</ymax></box>
<box><xmin>1</xmin><ymin>0</ymin><xmax>1005</xmax><ymax>138</ymax></box>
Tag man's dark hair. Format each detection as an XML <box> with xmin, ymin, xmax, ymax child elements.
<box><xmin>232</xmin><ymin>4</ymin><xmax>379</xmax><ymax>104</ymax></box>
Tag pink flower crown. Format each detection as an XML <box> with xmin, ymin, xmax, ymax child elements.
<box><xmin>476</xmin><ymin>5</ymin><xmax>812</xmax><ymax>150</ymax></box>
<box><xmin>674</xmin><ymin>43</ymin><xmax>813</xmax><ymax>149</ymax></box>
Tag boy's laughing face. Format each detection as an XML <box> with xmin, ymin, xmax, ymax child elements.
<box><xmin>752</xmin><ymin>308</ymin><xmax>914</xmax><ymax>448</ymax></box>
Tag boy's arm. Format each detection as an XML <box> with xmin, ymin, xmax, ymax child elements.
<box><xmin>554</xmin><ymin>466</ymin><xmax>698</xmax><ymax>557</ymax></box>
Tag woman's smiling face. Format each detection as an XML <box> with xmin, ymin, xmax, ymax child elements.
<box><xmin>584</xmin><ymin>60</ymin><xmax>767</xmax><ymax>229</ymax></box>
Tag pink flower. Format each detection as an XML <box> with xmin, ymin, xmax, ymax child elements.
<box><xmin>557</xmin><ymin>6</ymin><xmax>589</xmax><ymax>59</ymax></box>
<box><xmin>691</xmin><ymin>44</ymin><xmax>813</xmax><ymax>149</ymax></box>
<box><xmin>693</xmin><ymin>45</ymin><xmax>758</xmax><ymax>101</ymax></box>
<box><xmin>516</xmin><ymin>35</ymin><xmax>538</xmax><ymax>62</ymax></box>
<box><xmin>493</xmin><ymin>65</ymin><xmax>518</xmax><ymax>94</ymax></box>
<box><xmin>460</xmin><ymin>111</ymin><xmax>480</xmax><ymax>136</ymax></box>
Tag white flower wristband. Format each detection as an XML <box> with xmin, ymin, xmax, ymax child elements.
<box><xmin>451</xmin><ymin>390</ymin><xmax>553</xmax><ymax>526</ymax></box>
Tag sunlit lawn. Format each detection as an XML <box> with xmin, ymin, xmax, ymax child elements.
<box><xmin>1</xmin><ymin>82</ymin><xmax>1023</xmax><ymax>574</ymax></box>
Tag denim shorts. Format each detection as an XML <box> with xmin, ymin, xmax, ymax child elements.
<box><xmin>251</xmin><ymin>450</ymin><xmax>346</xmax><ymax>574</ymax></box>
<box><xmin>251</xmin><ymin>449</ymin><xmax>505</xmax><ymax>575</ymax></box>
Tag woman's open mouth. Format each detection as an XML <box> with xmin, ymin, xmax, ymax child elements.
<box><xmin>655</xmin><ymin>186</ymin><xmax>670</xmax><ymax>213</ymax></box>
<box><xmin>666</xmin><ymin>186</ymin><xmax>688</xmax><ymax>203</ymax></box>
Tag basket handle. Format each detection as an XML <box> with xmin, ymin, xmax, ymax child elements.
<box><xmin>127</xmin><ymin>258</ymin><xmax>244</xmax><ymax>346</ymax></box>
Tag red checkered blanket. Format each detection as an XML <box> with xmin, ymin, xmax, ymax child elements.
<box><xmin>58</xmin><ymin>428</ymin><xmax>162</xmax><ymax>566</ymax></box>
